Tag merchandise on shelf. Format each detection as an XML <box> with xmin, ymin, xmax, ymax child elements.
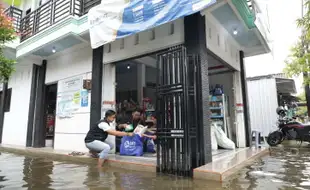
<box><xmin>143</xmin><ymin>97</ymin><xmax>156</xmax><ymax>121</ymax></box>
<box><xmin>210</xmin><ymin>84</ymin><xmax>224</xmax><ymax>96</ymax></box>
<box><xmin>209</xmin><ymin>94</ymin><xmax>228</xmax><ymax>135</ymax></box>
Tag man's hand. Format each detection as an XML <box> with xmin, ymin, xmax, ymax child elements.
<box><xmin>151</xmin><ymin>135</ymin><xmax>157</xmax><ymax>140</ymax></box>
<box><xmin>127</xmin><ymin>132</ymin><xmax>134</xmax><ymax>137</ymax></box>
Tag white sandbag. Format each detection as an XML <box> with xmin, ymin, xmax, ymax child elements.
<box><xmin>211</xmin><ymin>124</ymin><xmax>218</xmax><ymax>150</ymax></box>
<box><xmin>214</xmin><ymin>124</ymin><xmax>235</xmax><ymax>150</ymax></box>
<box><xmin>133</xmin><ymin>125</ymin><xmax>148</xmax><ymax>137</ymax></box>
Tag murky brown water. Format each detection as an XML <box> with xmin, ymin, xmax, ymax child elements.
<box><xmin>1</xmin><ymin>149</ymin><xmax>310</xmax><ymax>190</ymax></box>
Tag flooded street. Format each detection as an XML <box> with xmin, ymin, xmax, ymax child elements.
<box><xmin>1</xmin><ymin>149</ymin><xmax>310</xmax><ymax>190</ymax></box>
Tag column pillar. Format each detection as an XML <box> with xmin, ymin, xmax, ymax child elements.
<box><xmin>184</xmin><ymin>13</ymin><xmax>212</xmax><ymax>164</ymax></box>
<box><xmin>90</xmin><ymin>46</ymin><xmax>103</xmax><ymax>128</ymax></box>
<box><xmin>33</xmin><ymin>60</ymin><xmax>47</xmax><ymax>148</ymax></box>
<box><xmin>26</xmin><ymin>64</ymin><xmax>38</xmax><ymax>147</ymax></box>
<box><xmin>233</xmin><ymin>71</ymin><xmax>246</xmax><ymax>148</ymax></box>
<box><xmin>137</xmin><ymin>63</ymin><xmax>145</xmax><ymax>105</ymax></box>
<box><xmin>0</xmin><ymin>82</ymin><xmax>8</xmax><ymax>144</ymax></box>
<box><xmin>102</xmin><ymin>63</ymin><xmax>116</xmax><ymax>152</ymax></box>
<box><xmin>239</xmin><ymin>51</ymin><xmax>251</xmax><ymax>147</ymax></box>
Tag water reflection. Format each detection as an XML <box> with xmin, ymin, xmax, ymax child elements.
<box><xmin>84</xmin><ymin>166</ymin><xmax>118</xmax><ymax>189</ymax></box>
<box><xmin>22</xmin><ymin>157</ymin><xmax>53</xmax><ymax>189</ymax></box>
<box><xmin>2</xmin><ymin>149</ymin><xmax>310</xmax><ymax>189</ymax></box>
<box><xmin>0</xmin><ymin>152</ymin><xmax>4</xmax><ymax>189</ymax></box>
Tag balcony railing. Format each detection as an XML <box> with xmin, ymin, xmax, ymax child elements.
<box><xmin>4</xmin><ymin>6</ymin><xmax>22</xmax><ymax>33</ymax></box>
<box><xmin>82</xmin><ymin>0</ymin><xmax>101</xmax><ymax>14</ymax></box>
<box><xmin>231</xmin><ymin>0</ymin><xmax>256</xmax><ymax>29</ymax></box>
<box><xmin>20</xmin><ymin>0</ymin><xmax>101</xmax><ymax>42</ymax></box>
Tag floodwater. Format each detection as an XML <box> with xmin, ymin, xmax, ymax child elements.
<box><xmin>1</xmin><ymin>149</ymin><xmax>310</xmax><ymax>190</ymax></box>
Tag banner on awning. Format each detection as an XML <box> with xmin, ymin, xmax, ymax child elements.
<box><xmin>88</xmin><ymin>0</ymin><xmax>216</xmax><ymax>49</ymax></box>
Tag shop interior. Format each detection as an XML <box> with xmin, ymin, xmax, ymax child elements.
<box><xmin>114</xmin><ymin>53</ymin><xmax>238</xmax><ymax>155</ymax></box>
<box><xmin>115</xmin><ymin>56</ymin><xmax>157</xmax><ymax>152</ymax></box>
<box><xmin>44</xmin><ymin>84</ymin><xmax>57</xmax><ymax>147</ymax></box>
<box><xmin>115</xmin><ymin>59</ymin><xmax>157</xmax><ymax>115</ymax></box>
<box><xmin>208</xmin><ymin>69</ymin><xmax>236</xmax><ymax>153</ymax></box>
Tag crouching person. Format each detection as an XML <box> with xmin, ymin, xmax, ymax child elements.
<box><xmin>85</xmin><ymin>110</ymin><xmax>133</xmax><ymax>167</ymax></box>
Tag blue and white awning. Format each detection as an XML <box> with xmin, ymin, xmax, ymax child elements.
<box><xmin>88</xmin><ymin>0</ymin><xmax>216</xmax><ymax>49</ymax></box>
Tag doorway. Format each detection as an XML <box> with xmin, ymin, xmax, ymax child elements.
<box><xmin>114</xmin><ymin>56</ymin><xmax>158</xmax><ymax>152</ymax></box>
<box><xmin>44</xmin><ymin>84</ymin><xmax>57</xmax><ymax>147</ymax></box>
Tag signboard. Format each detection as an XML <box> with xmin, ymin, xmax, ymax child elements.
<box><xmin>171</xmin><ymin>129</ymin><xmax>184</xmax><ymax>137</ymax></box>
<box><xmin>58</xmin><ymin>76</ymin><xmax>83</xmax><ymax>93</ymax></box>
<box><xmin>236</xmin><ymin>103</ymin><xmax>243</xmax><ymax>113</ymax></box>
<box><xmin>88</xmin><ymin>0</ymin><xmax>216</xmax><ymax>49</ymax></box>
<box><xmin>56</xmin><ymin>76</ymin><xmax>83</xmax><ymax>118</ymax></box>
<box><xmin>56</xmin><ymin>93</ymin><xmax>80</xmax><ymax>118</ymax></box>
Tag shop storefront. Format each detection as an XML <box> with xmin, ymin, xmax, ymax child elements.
<box><xmin>0</xmin><ymin>0</ymin><xmax>263</xmax><ymax>177</ymax></box>
<box><xmin>87</xmin><ymin>9</ymin><xmax>249</xmax><ymax>175</ymax></box>
<box><xmin>17</xmin><ymin>11</ymin><xmax>247</xmax><ymax>176</ymax></box>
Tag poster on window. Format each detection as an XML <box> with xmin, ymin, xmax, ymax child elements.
<box><xmin>56</xmin><ymin>76</ymin><xmax>83</xmax><ymax>118</ymax></box>
<box><xmin>88</xmin><ymin>0</ymin><xmax>216</xmax><ymax>49</ymax></box>
<box><xmin>80</xmin><ymin>89</ymin><xmax>89</xmax><ymax>107</ymax></box>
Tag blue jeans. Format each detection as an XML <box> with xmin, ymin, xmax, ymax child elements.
<box><xmin>85</xmin><ymin>139</ymin><xmax>114</xmax><ymax>159</ymax></box>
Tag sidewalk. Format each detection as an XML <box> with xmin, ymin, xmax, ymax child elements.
<box><xmin>0</xmin><ymin>144</ymin><xmax>268</xmax><ymax>181</ymax></box>
<box><xmin>194</xmin><ymin>147</ymin><xmax>268</xmax><ymax>181</ymax></box>
<box><xmin>0</xmin><ymin>144</ymin><xmax>156</xmax><ymax>172</ymax></box>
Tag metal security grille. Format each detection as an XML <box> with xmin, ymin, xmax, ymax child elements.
<box><xmin>156</xmin><ymin>46</ymin><xmax>201</xmax><ymax>176</ymax></box>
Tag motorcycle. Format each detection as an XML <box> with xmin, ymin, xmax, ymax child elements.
<box><xmin>267</xmin><ymin>106</ymin><xmax>310</xmax><ymax>146</ymax></box>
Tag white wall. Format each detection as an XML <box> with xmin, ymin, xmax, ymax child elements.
<box><xmin>53</xmin><ymin>73</ymin><xmax>91</xmax><ymax>152</ymax></box>
<box><xmin>103</xmin><ymin>18</ymin><xmax>184</xmax><ymax>64</ymax></box>
<box><xmin>20</xmin><ymin>0</ymin><xmax>32</xmax><ymax>12</ymax></box>
<box><xmin>2</xmin><ymin>62</ymin><xmax>33</xmax><ymax>146</ymax></box>
<box><xmin>47</xmin><ymin>45</ymin><xmax>92</xmax><ymax>152</ymax></box>
<box><xmin>233</xmin><ymin>71</ymin><xmax>246</xmax><ymax>148</ymax></box>
<box><xmin>46</xmin><ymin>45</ymin><xmax>92</xmax><ymax>84</ymax></box>
<box><xmin>102</xmin><ymin>64</ymin><xmax>116</xmax><ymax>153</ymax></box>
<box><xmin>19</xmin><ymin>0</ymin><xmax>40</xmax><ymax>12</ymax></box>
<box><xmin>203</xmin><ymin>12</ymin><xmax>241</xmax><ymax>71</ymax></box>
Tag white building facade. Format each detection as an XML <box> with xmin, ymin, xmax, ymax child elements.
<box><xmin>1</xmin><ymin>0</ymin><xmax>272</xmax><ymax>173</ymax></box>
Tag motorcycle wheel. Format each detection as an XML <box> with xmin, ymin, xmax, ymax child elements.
<box><xmin>267</xmin><ymin>131</ymin><xmax>283</xmax><ymax>146</ymax></box>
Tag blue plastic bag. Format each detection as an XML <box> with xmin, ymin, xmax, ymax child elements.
<box><xmin>213</xmin><ymin>84</ymin><xmax>223</xmax><ymax>95</ymax></box>
<box><xmin>120</xmin><ymin>134</ymin><xmax>144</xmax><ymax>156</ymax></box>
<box><xmin>146</xmin><ymin>138</ymin><xmax>156</xmax><ymax>153</ymax></box>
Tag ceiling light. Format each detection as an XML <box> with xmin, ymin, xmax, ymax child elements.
<box><xmin>127</xmin><ymin>64</ymin><xmax>130</xmax><ymax>69</ymax></box>
<box><xmin>52</xmin><ymin>47</ymin><xmax>56</xmax><ymax>53</ymax></box>
<box><xmin>233</xmin><ymin>29</ymin><xmax>238</xmax><ymax>35</ymax></box>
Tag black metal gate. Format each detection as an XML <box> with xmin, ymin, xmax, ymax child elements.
<box><xmin>156</xmin><ymin>45</ymin><xmax>202</xmax><ymax>176</ymax></box>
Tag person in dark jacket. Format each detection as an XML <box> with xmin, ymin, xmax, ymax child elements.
<box><xmin>117</xmin><ymin>108</ymin><xmax>146</xmax><ymax>132</ymax></box>
<box><xmin>85</xmin><ymin>110</ymin><xmax>133</xmax><ymax>167</ymax></box>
